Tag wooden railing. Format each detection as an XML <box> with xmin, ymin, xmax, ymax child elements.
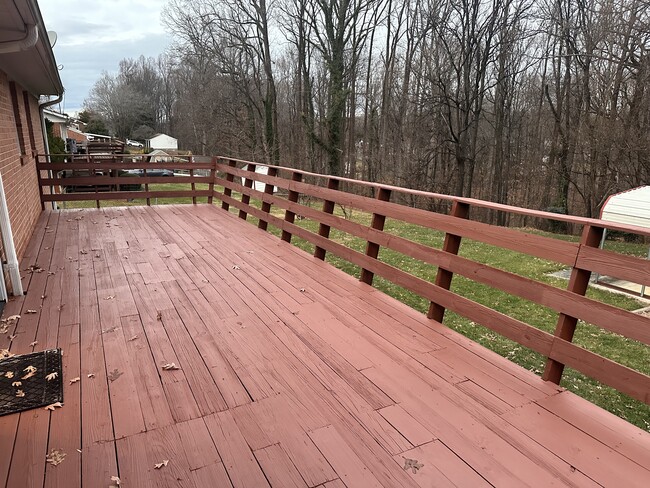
<box><xmin>36</xmin><ymin>154</ymin><xmax>215</xmax><ymax>208</ymax></box>
<box><xmin>212</xmin><ymin>157</ymin><xmax>650</xmax><ymax>405</ymax></box>
<box><xmin>35</xmin><ymin>153</ymin><xmax>650</xmax><ymax>404</ymax></box>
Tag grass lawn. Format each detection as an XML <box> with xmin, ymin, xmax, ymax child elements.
<box><xmin>58</xmin><ymin>184</ymin><xmax>650</xmax><ymax>430</ymax></box>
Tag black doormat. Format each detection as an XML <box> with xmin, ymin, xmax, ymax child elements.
<box><xmin>0</xmin><ymin>349</ymin><xmax>63</xmax><ymax>416</ymax></box>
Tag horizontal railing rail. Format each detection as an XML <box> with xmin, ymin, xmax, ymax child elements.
<box><xmin>36</xmin><ymin>153</ymin><xmax>216</xmax><ymax>208</ymax></box>
<box><xmin>212</xmin><ymin>157</ymin><xmax>650</xmax><ymax>406</ymax></box>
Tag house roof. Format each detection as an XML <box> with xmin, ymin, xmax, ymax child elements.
<box><xmin>0</xmin><ymin>0</ymin><xmax>64</xmax><ymax>96</ymax></box>
<box><xmin>43</xmin><ymin>108</ymin><xmax>67</xmax><ymax>123</ymax></box>
<box><xmin>147</xmin><ymin>133</ymin><xmax>177</xmax><ymax>141</ymax></box>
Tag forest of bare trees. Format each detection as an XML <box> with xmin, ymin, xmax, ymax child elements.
<box><xmin>84</xmin><ymin>0</ymin><xmax>650</xmax><ymax>218</ymax></box>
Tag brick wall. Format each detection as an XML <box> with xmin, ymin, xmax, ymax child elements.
<box><xmin>0</xmin><ymin>70</ymin><xmax>45</xmax><ymax>261</ymax></box>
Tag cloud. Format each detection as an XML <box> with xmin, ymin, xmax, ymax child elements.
<box><xmin>38</xmin><ymin>0</ymin><xmax>172</xmax><ymax>113</ymax></box>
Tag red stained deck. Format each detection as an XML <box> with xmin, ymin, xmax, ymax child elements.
<box><xmin>1</xmin><ymin>204</ymin><xmax>649</xmax><ymax>488</ymax></box>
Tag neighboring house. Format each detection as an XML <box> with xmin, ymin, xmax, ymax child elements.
<box><xmin>148</xmin><ymin>149</ymin><xmax>173</xmax><ymax>162</ymax></box>
<box><xmin>43</xmin><ymin>108</ymin><xmax>68</xmax><ymax>139</ymax></box>
<box><xmin>67</xmin><ymin>126</ymin><xmax>88</xmax><ymax>143</ymax></box>
<box><xmin>0</xmin><ymin>0</ymin><xmax>64</xmax><ymax>296</ymax></box>
<box><xmin>146</xmin><ymin>133</ymin><xmax>178</xmax><ymax>150</ymax></box>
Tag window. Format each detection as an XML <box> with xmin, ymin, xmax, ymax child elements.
<box><xmin>8</xmin><ymin>81</ymin><xmax>26</xmax><ymax>160</ymax></box>
<box><xmin>22</xmin><ymin>91</ymin><xmax>37</xmax><ymax>152</ymax></box>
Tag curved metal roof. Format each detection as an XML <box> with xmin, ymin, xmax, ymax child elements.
<box><xmin>600</xmin><ymin>186</ymin><xmax>650</xmax><ymax>230</ymax></box>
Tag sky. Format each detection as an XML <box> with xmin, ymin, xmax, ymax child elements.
<box><xmin>38</xmin><ymin>0</ymin><xmax>173</xmax><ymax>115</ymax></box>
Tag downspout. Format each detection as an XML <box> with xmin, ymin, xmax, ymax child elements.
<box><xmin>0</xmin><ymin>173</ymin><xmax>23</xmax><ymax>296</ymax></box>
<box><xmin>39</xmin><ymin>93</ymin><xmax>64</xmax><ymax>210</ymax></box>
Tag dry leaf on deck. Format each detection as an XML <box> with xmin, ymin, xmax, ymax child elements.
<box><xmin>232</xmin><ymin>265</ymin><xmax>241</xmax><ymax>270</ymax></box>
<box><xmin>403</xmin><ymin>458</ymin><xmax>424</xmax><ymax>474</ymax></box>
<box><xmin>108</xmin><ymin>369</ymin><xmax>123</xmax><ymax>382</ymax></box>
<box><xmin>161</xmin><ymin>363</ymin><xmax>179</xmax><ymax>371</ymax></box>
<box><xmin>26</xmin><ymin>309</ymin><xmax>38</xmax><ymax>314</ymax></box>
<box><xmin>154</xmin><ymin>459</ymin><xmax>169</xmax><ymax>469</ymax></box>
<box><xmin>15</xmin><ymin>389</ymin><xmax>25</xmax><ymax>397</ymax></box>
<box><xmin>110</xmin><ymin>475</ymin><xmax>121</xmax><ymax>486</ymax></box>
<box><xmin>69</xmin><ymin>377</ymin><xmax>81</xmax><ymax>384</ymax></box>
<box><xmin>104</xmin><ymin>295</ymin><xmax>115</xmax><ymax>300</ymax></box>
<box><xmin>1</xmin><ymin>349</ymin><xmax>15</xmax><ymax>360</ymax></box>
<box><xmin>45</xmin><ymin>371</ymin><xmax>58</xmax><ymax>381</ymax></box>
<box><xmin>87</xmin><ymin>373</ymin><xmax>95</xmax><ymax>378</ymax></box>
<box><xmin>29</xmin><ymin>341</ymin><xmax>38</xmax><ymax>347</ymax></box>
<box><xmin>127</xmin><ymin>335</ymin><xmax>138</xmax><ymax>341</ymax></box>
<box><xmin>299</xmin><ymin>288</ymin><xmax>306</xmax><ymax>292</ymax></box>
<box><xmin>80</xmin><ymin>250</ymin><xmax>88</xmax><ymax>254</ymax></box>
<box><xmin>41</xmin><ymin>295</ymin><xmax>47</xmax><ymax>299</ymax></box>
<box><xmin>44</xmin><ymin>402</ymin><xmax>63</xmax><ymax>411</ymax></box>
<box><xmin>46</xmin><ymin>449</ymin><xmax>66</xmax><ymax>466</ymax></box>
<box><xmin>156</xmin><ymin>311</ymin><xmax>162</xmax><ymax>321</ymax></box>
<box><xmin>57</xmin><ymin>304</ymin><xmax>65</xmax><ymax>311</ymax></box>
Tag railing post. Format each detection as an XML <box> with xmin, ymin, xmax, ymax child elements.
<box><xmin>314</xmin><ymin>178</ymin><xmax>339</xmax><ymax>260</ymax></box>
<box><xmin>238</xmin><ymin>163</ymin><xmax>256</xmax><ymax>220</ymax></box>
<box><xmin>221</xmin><ymin>159</ymin><xmax>237</xmax><ymax>211</ymax></box>
<box><xmin>427</xmin><ymin>201</ymin><xmax>470</xmax><ymax>322</ymax></box>
<box><xmin>207</xmin><ymin>157</ymin><xmax>216</xmax><ymax>205</ymax></box>
<box><xmin>189</xmin><ymin>156</ymin><xmax>197</xmax><ymax>205</ymax></box>
<box><xmin>144</xmin><ymin>167</ymin><xmax>151</xmax><ymax>206</ymax></box>
<box><xmin>543</xmin><ymin>224</ymin><xmax>604</xmax><ymax>384</ymax></box>
<box><xmin>281</xmin><ymin>172</ymin><xmax>303</xmax><ymax>243</ymax></box>
<box><xmin>360</xmin><ymin>187</ymin><xmax>392</xmax><ymax>285</ymax></box>
<box><xmin>258</xmin><ymin>167</ymin><xmax>278</xmax><ymax>231</ymax></box>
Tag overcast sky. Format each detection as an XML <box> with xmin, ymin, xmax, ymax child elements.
<box><xmin>39</xmin><ymin>0</ymin><xmax>172</xmax><ymax>114</ymax></box>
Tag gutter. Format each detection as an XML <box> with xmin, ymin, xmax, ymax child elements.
<box><xmin>0</xmin><ymin>24</ymin><xmax>38</xmax><ymax>53</ymax></box>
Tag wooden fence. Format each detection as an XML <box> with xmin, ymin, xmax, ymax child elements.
<box><xmin>36</xmin><ymin>154</ymin><xmax>215</xmax><ymax>208</ymax></box>
<box><xmin>36</xmin><ymin>154</ymin><xmax>650</xmax><ymax>404</ymax></box>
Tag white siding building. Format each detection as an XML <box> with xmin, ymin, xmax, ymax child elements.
<box><xmin>146</xmin><ymin>133</ymin><xmax>178</xmax><ymax>150</ymax></box>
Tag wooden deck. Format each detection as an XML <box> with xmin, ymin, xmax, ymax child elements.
<box><xmin>1</xmin><ymin>204</ymin><xmax>649</xmax><ymax>488</ymax></box>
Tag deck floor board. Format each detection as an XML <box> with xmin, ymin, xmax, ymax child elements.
<box><xmin>1</xmin><ymin>204</ymin><xmax>649</xmax><ymax>488</ymax></box>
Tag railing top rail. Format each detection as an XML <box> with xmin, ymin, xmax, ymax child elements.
<box><xmin>216</xmin><ymin>157</ymin><xmax>650</xmax><ymax>238</ymax></box>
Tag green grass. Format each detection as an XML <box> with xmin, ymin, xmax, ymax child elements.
<box><xmin>59</xmin><ymin>185</ymin><xmax>650</xmax><ymax>430</ymax></box>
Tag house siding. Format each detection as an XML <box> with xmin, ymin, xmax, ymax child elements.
<box><xmin>0</xmin><ymin>70</ymin><xmax>45</xmax><ymax>261</ymax></box>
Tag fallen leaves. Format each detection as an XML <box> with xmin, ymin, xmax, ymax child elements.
<box><xmin>109</xmin><ymin>475</ymin><xmax>121</xmax><ymax>487</ymax></box>
<box><xmin>45</xmin><ymin>371</ymin><xmax>58</xmax><ymax>381</ymax></box>
<box><xmin>232</xmin><ymin>265</ymin><xmax>241</xmax><ymax>270</ymax></box>
<box><xmin>26</xmin><ymin>309</ymin><xmax>38</xmax><ymax>314</ymax></box>
<box><xmin>29</xmin><ymin>341</ymin><xmax>38</xmax><ymax>348</ymax></box>
<box><xmin>127</xmin><ymin>335</ymin><xmax>139</xmax><ymax>342</ymax></box>
<box><xmin>104</xmin><ymin>295</ymin><xmax>115</xmax><ymax>300</ymax></box>
<box><xmin>44</xmin><ymin>402</ymin><xmax>63</xmax><ymax>411</ymax></box>
<box><xmin>403</xmin><ymin>458</ymin><xmax>424</xmax><ymax>474</ymax></box>
<box><xmin>22</xmin><ymin>365</ymin><xmax>37</xmax><ymax>380</ymax></box>
<box><xmin>87</xmin><ymin>373</ymin><xmax>95</xmax><ymax>378</ymax></box>
<box><xmin>69</xmin><ymin>377</ymin><xmax>81</xmax><ymax>384</ymax></box>
<box><xmin>162</xmin><ymin>363</ymin><xmax>180</xmax><ymax>371</ymax></box>
<box><xmin>46</xmin><ymin>449</ymin><xmax>66</xmax><ymax>466</ymax></box>
<box><xmin>108</xmin><ymin>369</ymin><xmax>123</xmax><ymax>382</ymax></box>
<box><xmin>154</xmin><ymin>459</ymin><xmax>169</xmax><ymax>469</ymax></box>
<box><xmin>1</xmin><ymin>349</ymin><xmax>15</xmax><ymax>360</ymax></box>
<box><xmin>299</xmin><ymin>288</ymin><xmax>306</xmax><ymax>292</ymax></box>
<box><xmin>156</xmin><ymin>311</ymin><xmax>162</xmax><ymax>321</ymax></box>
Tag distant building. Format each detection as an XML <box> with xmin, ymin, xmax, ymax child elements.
<box><xmin>43</xmin><ymin>108</ymin><xmax>68</xmax><ymax>139</ymax></box>
<box><xmin>146</xmin><ymin>133</ymin><xmax>178</xmax><ymax>151</ymax></box>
